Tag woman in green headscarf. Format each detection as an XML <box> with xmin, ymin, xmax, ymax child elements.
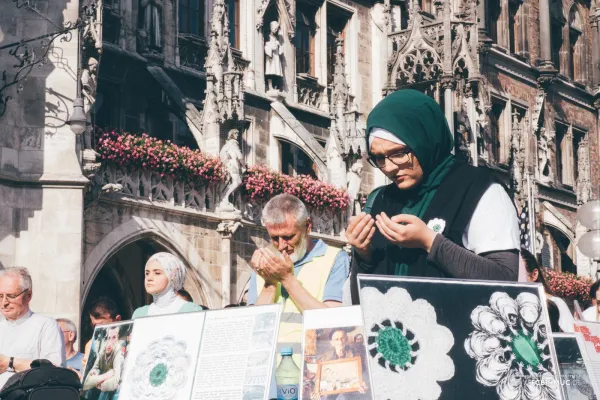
<box><xmin>346</xmin><ymin>89</ymin><xmax>519</xmax><ymax>303</ymax></box>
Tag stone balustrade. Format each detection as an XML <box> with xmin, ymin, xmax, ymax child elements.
<box><xmin>93</xmin><ymin>163</ymin><xmax>221</xmax><ymax>211</ymax></box>
<box><xmin>92</xmin><ymin>163</ymin><xmax>348</xmax><ymax>238</ymax></box>
<box><xmin>296</xmin><ymin>73</ymin><xmax>326</xmax><ymax>109</ymax></box>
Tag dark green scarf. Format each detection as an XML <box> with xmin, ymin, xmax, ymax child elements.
<box><xmin>366</xmin><ymin>89</ymin><xmax>455</xmax><ymax>275</ymax></box>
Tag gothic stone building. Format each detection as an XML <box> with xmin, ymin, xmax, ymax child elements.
<box><xmin>0</xmin><ymin>0</ymin><xmax>598</xmax><ymax>343</ymax></box>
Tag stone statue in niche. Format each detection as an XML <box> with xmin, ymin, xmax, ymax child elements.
<box><xmin>455</xmin><ymin>98</ymin><xmax>473</xmax><ymax>164</ymax></box>
<box><xmin>264</xmin><ymin>21</ymin><xmax>284</xmax><ymax>93</ymax></box>
<box><xmin>219</xmin><ymin>128</ymin><xmax>245</xmax><ymax>211</ymax></box>
<box><xmin>346</xmin><ymin>159</ymin><xmax>363</xmax><ymax>218</ymax></box>
<box><xmin>538</xmin><ymin>127</ymin><xmax>553</xmax><ymax>183</ymax></box>
<box><xmin>139</xmin><ymin>0</ymin><xmax>163</xmax><ymax>52</ymax></box>
<box><xmin>81</xmin><ymin>57</ymin><xmax>98</xmax><ymax>153</ymax></box>
<box><xmin>81</xmin><ymin>57</ymin><xmax>98</xmax><ymax>117</ymax></box>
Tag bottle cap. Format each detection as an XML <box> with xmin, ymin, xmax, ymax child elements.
<box><xmin>280</xmin><ymin>347</ymin><xmax>293</xmax><ymax>356</ymax></box>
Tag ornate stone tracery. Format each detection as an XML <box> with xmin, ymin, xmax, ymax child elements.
<box><xmin>201</xmin><ymin>0</ymin><xmax>245</xmax><ymax>155</ymax></box>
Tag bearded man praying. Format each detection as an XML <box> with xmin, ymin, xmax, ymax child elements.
<box><xmin>248</xmin><ymin>194</ymin><xmax>349</xmax><ymax>362</ymax></box>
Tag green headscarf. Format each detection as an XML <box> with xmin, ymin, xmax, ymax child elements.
<box><xmin>366</xmin><ymin>89</ymin><xmax>455</xmax><ymax>275</ymax></box>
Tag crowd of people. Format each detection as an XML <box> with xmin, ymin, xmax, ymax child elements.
<box><xmin>0</xmin><ymin>89</ymin><xmax>598</xmax><ymax>396</ymax></box>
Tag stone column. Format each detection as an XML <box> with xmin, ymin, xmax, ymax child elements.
<box><xmin>538</xmin><ymin>0</ymin><xmax>553</xmax><ymax>69</ymax></box>
<box><xmin>441</xmin><ymin>77</ymin><xmax>455</xmax><ymax>152</ymax></box>
<box><xmin>591</xmin><ymin>14</ymin><xmax>600</xmax><ymax>88</ymax></box>
<box><xmin>217</xmin><ymin>220</ymin><xmax>241</xmax><ymax>307</ymax></box>
<box><xmin>478</xmin><ymin>0</ymin><xmax>488</xmax><ymax>36</ymax></box>
<box><xmin>465</xmin><ymin>85</ymin><xmax>479</xmax><ymax>166</ymax></box>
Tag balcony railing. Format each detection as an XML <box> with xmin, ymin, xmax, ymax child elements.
<box><xmin>93</xmin><ymin>163</ymin><xmax>220</xmax><ymax>211</ymax></box>
<box><xmin>244</xmin><ymin>199</ymin><xmax>346</xmax><ymax>236</ymax></box>
<box><xmin>296</xmin><ymin>74</ymin><xmax>325</xmax><ymax>109</ymax></box>
<box><xmin>93</xmin><ymin>163</ymin><xmax>347</xmax><ymax>237</ymax></box>
<box><xmin>179</xmin><ymin>34</ymin><xmax>209</xmax><ymax>72</ymax></box>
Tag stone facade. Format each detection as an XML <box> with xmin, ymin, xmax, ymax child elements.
<box><xmin>0</xmin><ymin>1</ymin><xmax>86</xmax><ymax>330</ymax></box>
<box><xmin>0</xmin><ymin>0</ymin><xmax>598</xmax><ymax>346</ymax></box>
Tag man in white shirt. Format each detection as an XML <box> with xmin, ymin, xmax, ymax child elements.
<box><xmin>0</xmin><ymin>267</ymin><xmax>65</xmax><ymax>388</ymax></box>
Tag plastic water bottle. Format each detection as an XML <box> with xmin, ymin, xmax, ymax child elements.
<box><xmin>276</xmin><ymin>347</ymin><xmax>300</xmax><ymax>400</ymax></box>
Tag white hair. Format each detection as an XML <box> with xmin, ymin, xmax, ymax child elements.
<box><xmin>0</xmin><ymin>267</ymin><xmax>32</xmax><ymax>291</ymax></box>
<box><xmin>57</xmin><ymin>318</ymin><xmax>78</xmax><ymax>341</ymax></box>
<box><xmin>262</xmin><ymin>194</ymin><xmax>309</xmax><ymax>227</ymax></box>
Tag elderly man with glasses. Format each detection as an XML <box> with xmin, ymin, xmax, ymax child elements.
<box><xmin>0</xmin><ymin>267</ymin><xmax>65</xmax><ymax>388</ymax></box>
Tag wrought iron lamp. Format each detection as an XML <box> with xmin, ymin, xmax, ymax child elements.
<box><xmin>67</xmin><ymin>97</ymin><xmax>87</xmax><ymax>135</ymax></box>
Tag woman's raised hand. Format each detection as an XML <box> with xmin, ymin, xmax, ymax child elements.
<box><xmin>375</xmin><ymin>213</ymin><xmax>437</xmax><ymax>252</ymax></box>
<box><xmin>346</xmin><ymin>212</ymin><xmax>376</xmax><ymax>261</ymax></box>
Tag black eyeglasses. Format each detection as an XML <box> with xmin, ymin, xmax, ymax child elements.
<box><xmin>367</xmin><ymin>150</ymin><xmax>412</xmax><ymax>169</ymax></box>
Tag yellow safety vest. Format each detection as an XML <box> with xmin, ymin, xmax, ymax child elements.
<box><xmin>256</xmin><ymin>244</ymin><xmax>341</xmax><ymax>366</ymax></box>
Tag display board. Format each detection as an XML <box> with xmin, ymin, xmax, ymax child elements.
<box><xmin>358</xmin><ymin>275</ymin><xmax>564</xmax><ymax>400</ymax></box>
<box><xmin>573</xmin><ymin>320</ymin><xmax>600</xmax><ymax>396</ymax></box>
<box><xmin>191</xmin><ymin>305</ymin><xmax>281</xmax><ymax>400</ymax></box>
<box><xmin>82</xmin><ymin>320</ymin><xmax>134</xmax><ymax>400</ymax></box>
<box><xmin>300</xmin><ymin>306</ymin><xmax>373</xmax><ymax>400</ymax></box>
<box><xmin>119</xmin><ymin>312</ymin><xmax>206</xmax><ymax>400</ymax></box>
<box><xmin>553</xmin><ymin>333</ymin><xmax>600</xmax><ymax>400</ymax></box>
<box><xmin>114</xmin><ymin>304</ymin><xmax>281</xmax><ymax>400</ymax></box>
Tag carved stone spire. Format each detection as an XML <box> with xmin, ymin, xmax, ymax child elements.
<box><xmin>201</xmin><ymin>0</ymin><xmax>245</xmax><ymax>154</ymax></box>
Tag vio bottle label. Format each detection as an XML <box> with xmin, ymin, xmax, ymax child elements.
<box><xmin>277</xmin><ymin>384</ymin><xmax>298</xmax><ymax>400</ymax></box>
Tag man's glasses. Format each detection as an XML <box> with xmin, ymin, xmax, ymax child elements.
<box><xmin>0</xmin><ymin>289</ymin><xmax>28</xmax><ymax>302</ymax></box>
<box><xmin>367</xmin><ymin>151</ymin><xmax>412</xmax><ymax>169</ymax></box>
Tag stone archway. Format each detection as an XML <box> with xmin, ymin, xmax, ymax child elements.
<box><xmin>82</xmin><ymin>216</ymin><xmax>218</xmax><ymax>312</ymax></box>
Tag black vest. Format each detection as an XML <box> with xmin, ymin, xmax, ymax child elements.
<box><xmin>350</xmin><ymin>163</ymin><xmax>507</xmax><ymax>304</ymax></box>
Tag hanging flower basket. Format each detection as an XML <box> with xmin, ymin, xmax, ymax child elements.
<box><xmin>242</xmin><ymin>165</ymin><xmax>350</xmax><ymax>211</ymax></box>
<box><xmin>97</xmin><ymin>131</ymin><xmax>227</xmax><ymax>186</ymax></box>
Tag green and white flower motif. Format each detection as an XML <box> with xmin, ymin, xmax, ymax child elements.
<box><xmin>128</xmin><ymin>335</ymin><xmax>192</xmax><ymax>400</ymax></box>
<box><xmin>426</xmin><ymin>218</ymin><xmax>446</xmax><ymax>234</ymax></box>
<box><xmin>361</xmin><ymin>287</ymin><xmax>455</xmax><ymax>400</ymax></box>
<box><xmin>464</xmin><ymin>292</ymin><xmax>560</xmax><ymax>400</ymax></box>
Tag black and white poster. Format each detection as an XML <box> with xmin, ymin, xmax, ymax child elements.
<box><xmin>358</xmin><ymin>275</ymin><xmax>563</xmax><ymax>400</ymax></box>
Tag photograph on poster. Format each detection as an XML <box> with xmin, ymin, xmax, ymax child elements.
<box><xmin>317</xmin><ymin>357</ymin><xmax>364</xmax><ymax>395</ymax></box>
<box><xmin>301</xmin><ymin>307</ymin><xmax>372</xmax><ymax>400</ymax></box>
<box><xmin>118</xmin><ymin>312</ymin><xmax>206</xmax><ymax>400</ymax></box>
<box><xmin>358</xmin><ymin>275</ymin><xmax>563</xmax><ymax>400</ymax></box>
<box><xmin>553</xmin><ymin>334</ymin><xmax>600</xmax><ymax>400</ymax></box>
<box><xmin>82</xmin><ymin>320</ymin><xmax>134</xmax><ymax>400</ymax></box>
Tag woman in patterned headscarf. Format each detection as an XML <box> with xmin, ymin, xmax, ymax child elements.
<box><xmin>132</xmin><ymin>252</ymin><xmax>203</xmax><ymax>318</ymax></box>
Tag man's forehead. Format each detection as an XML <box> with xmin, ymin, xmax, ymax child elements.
<box><xmin>0</xmin><ymin>275</ymin><xmax>20</xmax><ymax>290</ymax></box>
<box><xmin>266</xmin><ymin>218</ymin><xmax>301</xmax><ymax>234</ymax></box>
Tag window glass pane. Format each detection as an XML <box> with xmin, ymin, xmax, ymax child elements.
<box><xmin>190</xmin><ymin>9</ymin><xmax>198</xmax><ymax>35</ymax></box>
<box><xmin>179</xmin><ymin>3</ymin><xmax>188</xmax><ymax>33</ymax></box>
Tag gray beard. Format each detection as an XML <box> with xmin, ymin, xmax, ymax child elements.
<box><xmin>289</xmin><ymin>235</ymin><xmax>308</xmax><ymax>263</ymax></box>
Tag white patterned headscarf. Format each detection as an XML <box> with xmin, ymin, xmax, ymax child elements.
<box><xmin>146</xmin><ymin>252</ymin><xmax>187</xmax><ymax>292</ymax></box>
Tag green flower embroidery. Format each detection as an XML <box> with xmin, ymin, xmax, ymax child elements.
<box><xmin>427</xmin><ymin>218</ymin><xmax>446</xmax><ymax>234</ymax></box>
<box><xmin>149</xmin><ymin>363</ymin><xmax>168</xmax><ymax>387</ymax></box>
<box><xmin>369</xmin><ymin>320</ymin><xmax>419</xmax><ymax>372</ymax></box>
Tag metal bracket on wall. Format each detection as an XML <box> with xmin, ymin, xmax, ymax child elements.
<box><xmin>0</xmin><ymin>0</ymin><xmax>98</xmax><ymax>118</ymax></box>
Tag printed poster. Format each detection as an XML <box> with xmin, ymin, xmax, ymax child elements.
<box><xmin>118</xmin><ymin>311</ymin><xmax>206</xmax><ymax>400</ymax></box>
<box><xmin>358</xmin><ymin>275</ymin><xmax>564</xmax><ymax>400</ymax></box>
<box><xmin>191</xmin><ymin>304</ymin><xmax>282</xmax><ymax>400</ymax></box>
<box><xmin>573</xmin><ymin>320</ymin><xmax>600</xmax><ymax>396</ymax></box>
<box><xmin>553</xmin><ymin>333</ymin><xmax>600</xmax><ymax>400</ymax></box>
<box><xmin>82</xmin><ymin>320</ymin><xmax>134</xmax><ymax>400</ymax></box>
<box><xmin>301</xmin><ymin>306</ymin><xmax>373</xmax><ymax>400</ymax></box>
